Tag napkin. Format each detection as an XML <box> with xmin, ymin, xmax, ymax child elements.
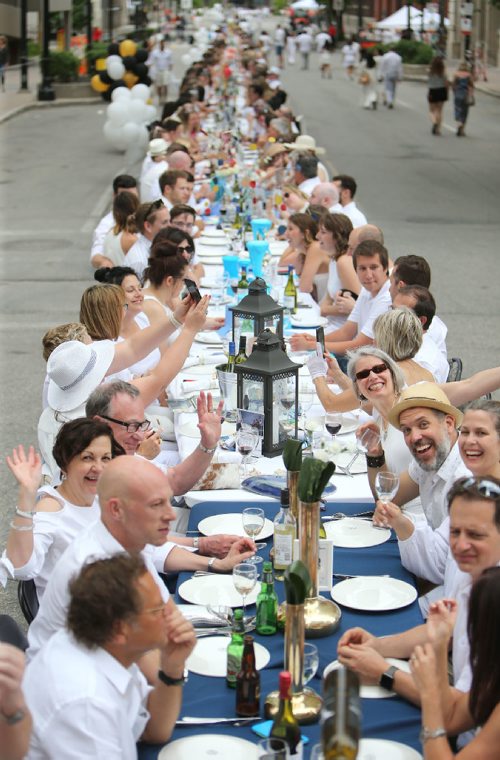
<box><xmin>183</xmin><ymin>353</ymin><xmax>226</xmax><ymax>369</ymax></box>
<box><xmin>181</xmin><ymin>378</ymin><xmax>219</xmax><ymax>394</ymax></box>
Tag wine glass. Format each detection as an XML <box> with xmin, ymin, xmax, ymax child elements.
<box><xmin>257</xmin><ymin>738</ymin><xmax>289</xmax><ymax>760</ymax></box>
<box><xmin>310</xmin><ymin>744</ymin><xmax>324</xmax><ymax>760</ymax></box>
<box><xmin>236</xmin><ymin>428</ymin><xmax>258</xmax><ymax>479</ymax></box>
<box><xmin>338</xmin><ymin>428</ymin><xmax>382</xmax><ymax>477</ymax></box>
<box><xmin>232</xmin><ymin>562</ymin><xmax>257</xmax><ymax>613</ymax></box>
<box><xmin>279</xmin><ymin>379</ymin><xmax>296</xmax><ymax>419</ymax></box>
<box><xmin>242</xmin><ymin>507</ymin><xmax>266</xmax><ymax>564</ymax></box>
<box><xmin>303</xmin><ymin>643</ymin><xmax>319</xmax><ymax>687</ymax></box>
<box><xmin>375</xmin><ymin>471</ymin><xmax>400</xmax><ymax>505</ymax></box>
<box><xmin>299</xmin><ymin>388</ymin><xmax>316</xmax><ymax>442</ymax></box>
<box><xmin>325</xmin><ymin>412</ymin><xmax>342</xmax><ymax>440</ymax></box>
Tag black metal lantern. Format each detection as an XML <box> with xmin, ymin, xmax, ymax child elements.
<box><xmin>234</xmin><ymin>329</ymin><xmax>301</xmax><ymax>458</ymax></box>
<box><xmin>229</xmin><ymin>277</ymin><xmax>284</xmax><ymax>347</ymax></box>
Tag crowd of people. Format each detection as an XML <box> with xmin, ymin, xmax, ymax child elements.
<box><xmin>0</xmin><ymin>15</ymin><xmax>499</xmax><ymax>760</ymax></box>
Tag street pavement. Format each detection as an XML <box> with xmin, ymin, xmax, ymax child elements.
<box><xmin>0</xmin><ymin>45</ymin><xmax>499</xmax><ymax>626</ymax></box>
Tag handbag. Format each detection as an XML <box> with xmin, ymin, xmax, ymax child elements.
<box><xmin>467</xmin><ymin>92</ymin><xmax>475</xmax><ymax>106</ymax></box>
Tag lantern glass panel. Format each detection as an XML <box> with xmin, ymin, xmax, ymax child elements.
<box><xmin>233</xmin><ymin>314</ymin><xmax>256</xmax><ymax>345</ymax></box>
<box><xmin>241</xmin><ymin>376</ymin><xmax>265</xmax><ymax>415</ymax></box>
<box><xmin>273</xmin><ymin>374</ymin><xmax>297</xmax><ymax>443</ymax></box>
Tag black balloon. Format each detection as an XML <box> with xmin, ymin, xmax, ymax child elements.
<box><xmin>136</xmin><ymin>48</ymin><xmax>148</xmax><ymax>63</ymax></box>
<box><xmin>122</xmin><ymin>56</ymin><xmax>137</xmax><ymax>72</ymax></box>
<box><xmin>108</xmin><ymin>43</ymin><xmax>120</xmax><ymax>55</ymax></box>
<box><xmin>141</xmin><ymin>74</ymin><xmax>152</xmax><ymax>86</ymax></box>
<box><xmin>135</xmin><ymin>62</ymin><xmax>148</xmax><ymax>78</ymax></box>
<box><xmin>99</xmin><ymin>71</ymin><xmax>113</xmax><ymax>85</ymax></box>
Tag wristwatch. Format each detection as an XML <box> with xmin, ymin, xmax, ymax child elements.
<box><xmin>419</xmin><ymin>727</ymin><xmax>446</xmax><ymax>744</ymax></box>
<box><xmin>379</xmin><ymin>665</ymin><xmax>399</xmax><ymax>691</ymax></box>
<box><xmin>0</xmin><ymin>708</ymin><xmax>26</xmax><ymax>725</ymax></box>
<box><xmin>158</xmin><ymin>668</ymin><xmax>189</xmax><ymax>686</ymax></box>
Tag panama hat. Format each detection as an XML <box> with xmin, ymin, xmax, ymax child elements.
<box><xmin>283</xmin><ymin>134</ymin><xmax>325</xmax><ymax>155</ymax></box>
<box><xmin>148</xmin><ymin>138</ymin><xmax>169</xmax><ymax>157</ymax></box>
<box><xmin>47</xmin><ymin>340</ymin><xmax>115</xmax><ymax>412</ymax></box>
<box><xmin>388</xmin><ymin>382</ymin><xmax>463</xmax><ymax>430</ymax></box>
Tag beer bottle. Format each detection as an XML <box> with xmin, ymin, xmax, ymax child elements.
<box><xmin>256</xmin><ymin>561</ymin><xmax>278</xmax><ymax>635</ymax></box>
<box><xmin>226</xmin><ymin>608</ymin><xmax>245</xmax><ymax>688</ymax></box>
<box><xmin>235</xmin><ymin>635</ymin><xmax>260</xmax><ymax>716</ymax></box>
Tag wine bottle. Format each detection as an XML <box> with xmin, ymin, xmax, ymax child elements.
<box><xmin>321</xmin><ymin>665</ymin><xmax>361</xmax><ymax>760</ymax></box>
<box><xmin>226</xmin><ymin>341</ymin><xmax>236</xmax><ymax>373</ymax></box>
<box><xmin>237</xmin><ymin>266</ymin><xmax>249</xmax><ymax>300</ymax></box>
<box><xmin>256</xmin><ymin>561</ymin><xmax>278</xmax><ymax>635</ymax></box>
<box><xmin>235</xmin><ymin>635</ymin><xmax>260</xmax><ymax>716</ymax></box>
<box><xmin>273</xmin><ymin>488</ymin><xmax>297</xmax><ymax>580</ymax></box>
<box><xmin>319</xmin><ymin>515</ymin><xmax>327</xmax><ymax>540</ymax></box>
<box><xmin>283</xmin><ymin>266</ymin><xmax>297</xmax><ymax>314</ymax></box>
<box><xmin>235</xmin><ymin>336</ymin><xmax>248</xmax><ymax>364</ymax></box>
<box><xmin>270</xmin><ymin>671</ymin><xmax>303</xmax><ymax>758</ymax></box>
<box><xmin>226</xmin><ymin>608</ymin><xmax>245</xmax><ymax>688</ymax></box>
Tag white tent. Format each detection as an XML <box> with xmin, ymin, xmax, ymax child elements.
<box><xmin>376</xmin><ymin>6</ymin><xmax>423</xmax><ymax>31</ymax></box>
<box><xmin>290</xmin><ymin>0</ymin><xmax>319</xmax><ymax>11</ymax></box>
<box><xmin>423</xmin><ymin>9</ymin><xmax>450</xmax><ymax>29</ymax></box>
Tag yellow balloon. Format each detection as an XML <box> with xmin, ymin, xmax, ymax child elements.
<box><xmin>123</xmin><ymin>71</ymin><xmax>139</xmax><ymax>88</ymax></box>
<box><xmin>95</xmin><ymin>57</ymin><xmax>107</xmax><ymax>71</ymax></box>
<box><xmin>91</xmin><ymin>74</ymin><xmax>110</xmax><ymax>93</ymax></box>
<box><xmin>119</xmin><ymin>39</ymin><xmax>137</xmax><ymax>58</ymax></box>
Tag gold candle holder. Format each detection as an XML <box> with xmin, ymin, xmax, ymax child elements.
<box><xmin>265</xmin><ymin>602</ymin><xmax>322</xmax><ymax>724</ymax></box>
<box><xmin>287</xmin><ymin>470</ymin><xmax>300</xmax><ymax>526</ymax></box>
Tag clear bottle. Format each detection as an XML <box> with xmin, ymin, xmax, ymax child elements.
<box><xmin>270</xmin><ymin>671</ymin><xmax>303</xmax><ymax>758</ymax></box>
<box><xmin>321</xmin><ymin>665</ymin><xmax>361</xmax><ymax>760</ymax></box>
<box><xmin>283</xmin><ymin>265</ymin><xmax>298</xmax><ymax>314</ymax></box>
<box><xmin>226</xmin><ymin>608</ymin><xmax>245</xmax><ymax>688</ymax></box>
<box><xmin>237</xmin><ymin>266</ymin><xmax>249</xmax><ymax>300</ymax></box>
<box><xmin>256</xmin><ymin>561</ymin><xmax>278</xmax><ymax>635</ymax></box>
<box><xmin>235</xmin><ymin>635</ymin><xmax>260</xmax><ymax>716</ymax></box>
<box><xmin>235</xmin><ymin>335</ymin><xmax>248</xmax><ymax>365</ymax></box>
<box><xmin>273</xmin><ymin>488</ymin><xmax>297</xmax><ymax>580</ymax></box>
<box><xmin>226</xmin><ymin>341</ymin><xmax>236</xmax><ymax>373</ymax></box>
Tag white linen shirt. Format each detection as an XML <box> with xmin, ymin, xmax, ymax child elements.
<box><xmin>407</xmin><ymin>440</ymin><xmax>470</xmax><ymax>529</ymax></box>
<box><xmin>340</xmin><ymin>201</ymin><xmax>367</xmax><ymax>228</ymax></box>
<box><xmin>90</xmin><ymin>211</ymin><xmax>114</xmax><ymax>261</ymax></box>
<box><xmin>427</xmin><ymin>315</ymin><xmax>448</xmax><ymax>360</ymax></box>
<box><xmin>140</xmin><ymin>160</ymin><xmax>168</xmax><ymax>203</ymax></box>
<box><xmin>126</xmin><ymin>234</ymin><xmax>152</xmax><ymax>281</ymax></box>
<box><xmin>24</xmin><ymin>628</ymin><xmax>152</xmax><ymax>759</ymax></box>
<box><xmin>415</xmin><ymin>332</ymin><xmax>449</xmax><ymax>383</ymax></box>
<box><xmin>347</xmin><ymin>280</ymin><xmax>391</xmax><ymax>340</ymax></box>
<box><xmin>27</xmin><ymin>519</ymin><xmax>169</xmax><ymax>658</ymax></box>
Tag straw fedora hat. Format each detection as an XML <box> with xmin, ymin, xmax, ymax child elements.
<box><xmin>388</xmin><ymin>382</ymin><xmax>463</xmax><ymax>430</ymax></box>
<box><xmin>284</xmin><ymin>134</ymin><xmax>325</xmax><ymax>155</ymax></box>
<box><xmin>47</xmin><ymin>340</ymin><xmax>115</xmax><ymax>412</ymax></box>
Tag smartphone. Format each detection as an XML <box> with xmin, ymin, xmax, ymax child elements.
<box><xmin>316</xmin><ymin>326</ymin><xmax>325</xmax><ymax>355</ymax></box>
<box><xmin>183</xmin><ymin>278</ymin><xmax>202</xmax><ymax>303</ymax></box>
<box><xmin>340</xmin><ymin>289</ymin><xmax>358</xmax><ymax>301</ymax></box>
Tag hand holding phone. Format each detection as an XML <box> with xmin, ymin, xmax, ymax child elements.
<box><xmin>184</xmin><ymin>278</ymin><xmax>202</xmax><ymax>304</ymax></box>
<box><xmin>316</xmin><ymin>326</ymin><xmax>325</xmax><ymax>356</ymax></box>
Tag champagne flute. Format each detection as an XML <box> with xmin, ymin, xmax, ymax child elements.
<box><xmin>303</xmin><ymin>643</ymin><xmax>319</xmax><ymax>687</ymax></box>
<box><xmin>325</xmin><ymin>412</ymin><xmax>342</xmax><ymax>440</ymax></box>
<box><xmin>375</xmin><ymin>471</ymin><xmax>400</xmax><ymax>505</ymax></box>
<box><xmin>242</xmin><ymin>507</ymin><xmax>266</xmax><ymax>563</ymax></box>
<box><xmin>339</xmin><ymin>428</ymin><xmax>382</xmax><ymax>477</ymax></box>
<box><xmin>232</xmin><ymin>562</ymin><xmax>257</xmax><ymax>614</ymax></box>
<box><xmin>236</xmin><ymin>428</ymin><xmax>258</xmax><ymax>479</ymax></box>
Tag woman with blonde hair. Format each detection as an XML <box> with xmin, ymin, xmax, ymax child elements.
<box><xmin>372</xmin><ymin>306</ymin><xmax>434</xmax><ymax>384</ymax></box>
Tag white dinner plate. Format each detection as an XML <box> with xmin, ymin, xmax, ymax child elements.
<box><xmin>323</xmin><ymin>657</ymin><xmax>411</xmax><ymax>698</ymax></box>
<box><xmin>197</xmin><ymin>238</ymin><xmax>230</xmax><ymax>248</ymax></box>
<box><xmin>357</xmin><ymin>738</ymin><xmax>422</xmax><ymax>760</ymax></box>
<box><xmin>200</xmin><ymin>228</ymin><xmax>228</xmax><ymax>239</ymax></box>
<box><xmin>330</xmin><ymin>577</ymin><xmax>417</xmax><ymax>612</ymax></box>
<box><xmin>177</xmin><ymin>421</ymin><xmax>235</xmax><ymax>439</ymax></box>
<box><xmin>178</xmin><ymin>574</ymin><xmax>261</xmax><ymax>608</ymax></box>
<box><xmin>194</xmin><ymin>332</ymin><xmax>223</xmax><ymax>345</ymax></box>
<box><xmin>290</xmin><ymin>315</ymin><xmax>328</xmax><ymax>329</ymax></box>
<box><xmin>187</xmin><ymin>636</ymin><xmax>270</xmax><ymax>677</ymax></box>
<box><xmin>159</xmin><ymin>734</ymin><xmax>258</xmax><ymax>759</ymax></box>
<box><xmin>198</xmin><ymin>513</ymin><xmax>274</xmax><ymax>540</ymax></box>
<box><xmin>323</xmin><ymin>518</ymin><xmax>390</xmax><ymax>548</ymax></box>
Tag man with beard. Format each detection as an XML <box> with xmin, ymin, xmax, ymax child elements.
<box><xmin>367</xmin><ymin>383</ymin><xmax>470</xmax><ymax>530</ymax></box>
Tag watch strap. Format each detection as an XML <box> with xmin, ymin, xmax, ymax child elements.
<box><xmin>379</xmin><ymin>665</ymin><xmax>398</xmax><ymax>691</ymax></box>
<box><xmin>158</xmin><ymin>668</ymin><xmax>188</xmax><ymax>686</ymax></box>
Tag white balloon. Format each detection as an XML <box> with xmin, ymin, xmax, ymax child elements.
<box><xmin>106</xmin><ymin>54</ymin><xmax>122</xmax><ymax>74</ymax></box>
<box><xmin>131</xmin><ymin>83</ymin><xmax>150</xmax><ymax>102</ymax></box>
<box><xmin>103</xmin><ymin>121</ymin><xmax>127</xmax><ymax>151</ymax></box>
<box><xmin>107</xmin><ymin>100</ymin><xmax>130</xmax><ymax>126</ymax></box>
<box><xmin>111</xmin><ymin>86</ymin><xmax>131</xmax><ymax>102</ymax></box>
<box><xmin>122</xmin><ymin>121</ymin><xmax>141</xmax><ymax>144</ymax></box>
<box><xmin>190</xmin><ymin>46</ymin><xmax>201</xmax><ymax>60</ymax></box>
<box><xmin>144</xmin><ymin>104</ymin><xmax>157</xmax><ymax>121</ymax></box>
<box><xmin>128</xmin><ymin>98</ymin><xmax>148</xmax><ymax>124</ymax></box>
<box><xmin>181</xmin><ymin>53</ymin><xmax>192</xmax><ymax>66</ymax></box>
<box><xmin>108</xmin><ymin>60</ymin><xmax>125</xmax><ymax>81</ymax></box>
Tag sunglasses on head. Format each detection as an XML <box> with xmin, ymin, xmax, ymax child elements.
<box><xmin>460</xmin><ymin>477</ymin><xmax>500</xmax><ymax>499</ymax></box>
<box><xmin>145</xmin><ymin>199</ymin><xmax>164</xmax><ymax>220</ymax></box>
<box><xmin>355</xmin><ymin>362</ymin><xmax>388</xmax><ymax>381</ymax></box>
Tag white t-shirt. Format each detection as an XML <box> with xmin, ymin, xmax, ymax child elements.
<box><xmin>297</xmin><ymin>33</ymin><xmax>313</xmax><ymax>54</ymax></box>
<box><xmin>347</xmin><ymin>280</ymin><xmax>391</xmax><ymax>340</ymax></box>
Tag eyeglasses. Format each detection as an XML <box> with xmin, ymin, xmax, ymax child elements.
<box><xmin>460</xmin><ymin>477</ymin><xmax>500</xmax><ymax>498</ymax></box>
<box><xmin>145</xmin><ymin>199</ymin><xmax>164</xmax><ymax>220</ymax></box>
<box><xmin>177</xmin><ymin>244</ymin><xmax>195</xmax><ymax>255</ymax></box>
<box><xmin>355</xmin><ymin>362</ymin><xmax>388</xmax><ymax>381</ymax></box>
<box><xmin>283</xmin><ymin>192</ymin><xmax>290</xmax><ymax>199</ymax></box>
<box><xmin>100</xmin><ymin>415</ymin><xmax>151</xmax><ymax>433</ymax></box>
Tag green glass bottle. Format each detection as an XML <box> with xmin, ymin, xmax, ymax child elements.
<box><xmin>226</xmin><ymin>608</ymin><xmax>245</xmax><ymax>688</ymax></box>
<box><xmin>283</xmin><ymin>266</ymin><xmax>298</xmax><ymax>314</ymax></box>
<box><xmin>273</xmin><ymin>488</ymin><xmax>297</xmax><ymax>581</ymax></box>
<box><xmin>270</xmin><ymin>671</ymin><xmax>303</xmax><ymax>758</ymax></box>
<box><xmin>237</xmin><ymin>266</ymin><xmax>249</xmax><ymax>300</ymax></box>
<box><xmin>256</xmin><ymin>561</ymin><xmax>278</xmax><ymax>635</ymax></box>
<box><xmin>235</xmin><ymin>335</ymin><xmax>247</xmax><ymax>364</ymax></box>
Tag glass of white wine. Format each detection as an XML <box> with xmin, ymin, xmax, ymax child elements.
<box><xmin>242</xmin><ymin>507</ymin><xmax>266</xmax><ymax>564</ymax></box>
<box><xmin>374</xmin><ymin>471</ymin><xmax>400</xmax><ymax>505</ymax></box>
<box><xmin>232</xmin><ymin>562</ymin><xmax>258</xmax><ymax>613</ymax></box>
<box><xmin>303</xmin><ymin>643</ymin><xmax>319</xmax><ymax>687</ymax></box>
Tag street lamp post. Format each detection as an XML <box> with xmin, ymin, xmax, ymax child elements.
<box><xmin>86</xmin><ymin>0</ymin><xmax>92</xmax><ymax>57</ymax></box>
<box><xmin>38</xmin><ymin>0</ymin><xmax>55</xmax><ymax>101</ymax></box>
<box><xmin>19</xmin><ymin>0</ymin><xmax>28</xmax><ymax>91</ymax></box>
<box><xmin>357</xmin><ymin>0</ymin><xmax>363</xmax><ymax>33</ymax></box>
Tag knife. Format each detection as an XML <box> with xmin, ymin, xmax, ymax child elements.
<box><xmin>176</xmin><ymin>716</ymin><xmax>258</xmax><ymax>726</ymax></box>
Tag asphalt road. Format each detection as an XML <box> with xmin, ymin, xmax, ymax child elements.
<box><xmin>0</xmin><ymin>50</ymin><xmax>499</xmax><ymax>623</ymax></box>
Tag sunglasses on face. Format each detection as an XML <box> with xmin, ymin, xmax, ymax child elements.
<box><xmin>355</xmin><ymin>362</ymin><xmax>388</xmax><ymax>381</ymax></box>
<box><xmin>177</xmin><ymin>244</ymin><xmax>195</xmax><ymax>255</ymax></box>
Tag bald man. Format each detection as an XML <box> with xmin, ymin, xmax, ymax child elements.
<box><xmin>27</xmin><ymin>457</ymin><xmax>254</xmax><ymax>657</ymax></box>
<box><xmin>309</xmin><ymin>182</ymin><xmax>342</xmax><ymax>212</ymax></box>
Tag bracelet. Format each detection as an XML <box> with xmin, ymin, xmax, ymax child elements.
<box><xmin>168</xmin><ymin>312</ymin><xmax>183</xmax><ymax>330</ymax></box>
<box><xmin>9</xmin><ymin>521</ymin><xmax>34</xmax><ymax>532</ymax></box>
<box><xmin>198</xmin><ymin>442</ymin><xmax>217</xmax><ymax>454</ymax></box>
<box><xmin>419</xmin><ymin>727</ymin><xmax>447</xmax><ymax>744</ymax></box>
<box><xmin>366</xmin><ymin>453</ymin><xmax>386</xmax><ymax>468</ymax></box>
<box><xmin>192</xmin><ymin>537</ymin><xmax>199</xmax><ymax>550</ymax></box>
<box><xmin>15</xmin><ymin>507</ymin><xmax>36</xmax><ymax>519</ymax></box>
<box><xmin>208</xmin><ymin>557</ymin><xmax>216</xmax><ymax>571</ymax></box>
<box><xmin>158</xmin><ymin>668</ymin><xmax>189</xmax><ymax>686</ymax></box>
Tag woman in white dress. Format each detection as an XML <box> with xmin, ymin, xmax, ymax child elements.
<box><xmin>318</xmin><ymin>212</ymin><xmax>359</xmax><ymax>333</ymax></box>
<box><xmin>280</xmin><ymin>212</ymin><xmax>329</xmax><ymax>303</ymax></box>
<box><xmin>102</xmin><ymin>191</ymin><xmax>139</xmax><ymax>266</ymax></box>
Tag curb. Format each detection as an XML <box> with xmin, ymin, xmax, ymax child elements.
<box><xmin>0</xmin><ymin>97</ymin><xmax>101</xmax><ymax>125</ymax></box>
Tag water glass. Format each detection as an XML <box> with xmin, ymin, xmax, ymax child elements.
<box><xmin>257</xmin><ymin>738</ymin><xmax>289</xmax><ymax>760</ymax></box>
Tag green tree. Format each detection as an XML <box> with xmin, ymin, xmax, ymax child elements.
<box><xmin>72</xmin><ymin>0</ymin><xmax>87</xmax><ymax>33</ymax></box>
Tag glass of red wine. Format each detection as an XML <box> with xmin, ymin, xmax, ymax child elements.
<box><xmin>325</xmin><ymin>412</ymin><xmax>342</xmax><ymax>440</ymax></box>
<box><xmin>236</xmin><ymin>428</ymin><xmax>259</xmax><ymax>480</ymax></box>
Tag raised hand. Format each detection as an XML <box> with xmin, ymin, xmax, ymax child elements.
<box><xmin>161</xmin><ymin>599</ymin><xmax>196</xmax><ymax>674</ymax></box>
<box><xmin>197</xmin><ymin>391</ymin><xmax>223</xmax><ymax>450</ymax></box>
<box><xmin>6</xmin><ymin>445</ymin><xmax>42</xmax><ymax>496</ymax></box>
<box><xmin>426</xmin><ymin>599</ymin><xmax>458</xmax><ymax>647</ymax></box>
<box><xmin>183</xmin><ymin>295</ymin><xmax>211</xmax><ymax>334</ymax></box>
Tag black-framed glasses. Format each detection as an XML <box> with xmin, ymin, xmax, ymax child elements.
<box><xmin>460</xmin><ymin>477</ymin><xmax>500</xmax><ymax>498</ymax></box>
<box><xmin>145</xmin><ymin>199</ymin><xmax>164</xmax><ymax>220</ymax></box>
<box><xmin>355</xmin><ymin>362</ymin><xmax>388</xmax><ymax>381</ymax></box>
<box><xmin>100</xmin><ymin>415</ymin><xmax>151</xmax><ymax>433</ymax></box>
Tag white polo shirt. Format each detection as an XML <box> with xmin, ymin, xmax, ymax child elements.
<box><xmin>347</xmin><ymin>280</ymin><xmax>391</xmax><ymax>340</ymax></box>
<box><xmin>24</xmin><ymin>629</ymin><xmax>152</xmax><ymax>759</ymax></box>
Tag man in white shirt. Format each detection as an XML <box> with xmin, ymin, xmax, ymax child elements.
<box><xmin>274</xmin><ymin>24</ymin><xmax>286</xmax><ymax>67</ymax></box>
<box><xmin>336</xmin><ymin>476</ymin><xmax>500</xmax><ymax>718</ymax></box>
<box><xmin>294</xmin><ymin>153</ymin><xmax>321</xmax><ymax>197</ymax></box>
<box><xmin>332</xmin><ymin>174</ymin><xmax>367</xmax><ymax>227</ymax></box>
<box><xmin>147</xmin><ymin>39</ymin><xmax>173</xmax><ymax>100</ymax></box>
<box><xmin>380</xmin><ymin>47</ymin><xmax>403</xmax><ymax>108</ymax></box>
<box><xmin>160</xmin><ymin>169</ymin><xmax>195</xmax><ymax>212</ymax></box>
<box><xmin>90</xmin><ymin>174</ymin><xmax>138</xmax><ymax>270</ymax></box>
<box><xmin>393</xmin><ymin>286</ymin><xmax>449</xmax><ymax>383</ymax></box>
<box><xmin>25</xmin><ymin>552</ymin><xmax>196</xmax><ymax>758</ymax></box>
<box><xmin>297</xmin><ymin>29</ymin><xmax>313</xmax><ymax>69</ymax></box>
<box><xmin>126</xmin><ymin>199</ymin><xmax>170</xmax><ymax>280</ymax></box>
<box><xmin>140</xmin><ymin>138</ymin><xmax>169</xmax><ymax>203</ymax></box>
<box><xmin>290</xmin><ymin>240</ymin><xmax>391</xmax><ymax>362</ymax></box>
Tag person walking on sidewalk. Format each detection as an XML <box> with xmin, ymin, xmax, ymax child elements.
<box><xmin>380</xmin><ymin>46</ymin><xmax>403</xmax><ymax>109</ymax></box>
<box><xmin>297</xmin><ymin>29</ymin><xmax>313</xmax><ymax>70</ymax></box>
<box><xmin>453</xmin><ymin>61</ymin><xmax>474</xmax><ymax>137</ymax></box>
<box><xmin>427</xmin><ymin>56</ymin><xmax>449</xmax><ymax>135</ymax></box>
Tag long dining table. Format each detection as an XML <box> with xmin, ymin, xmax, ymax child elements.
<box><xmin>138</xmin><ymin>497</ymin><xmax>424</xmax><ymax>760</ymax></box>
